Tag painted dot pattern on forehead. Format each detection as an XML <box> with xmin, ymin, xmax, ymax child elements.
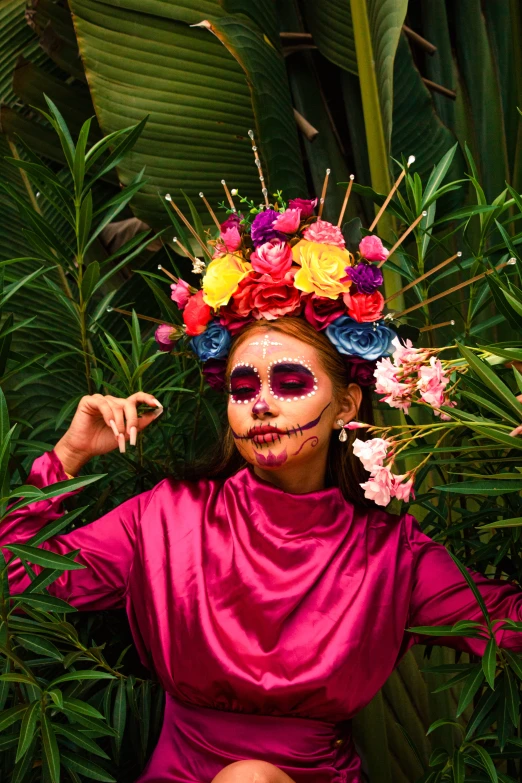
<box><xmin>247</xmin><ymin>334</ymin><xmax>283</xmax><ymax>358</ymax></box>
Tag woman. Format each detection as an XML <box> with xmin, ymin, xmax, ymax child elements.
<box><xmin>2</xmin><ymin>317</ymin><xmax>522</xmax><ymax>783</ymax></box>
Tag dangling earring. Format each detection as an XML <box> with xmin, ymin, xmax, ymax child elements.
<box><xmin>336</xmin><ymin>419</ymin><xmax>348</xmax><ymax>442</ymax></box>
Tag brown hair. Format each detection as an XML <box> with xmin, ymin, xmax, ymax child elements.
<box><xmin>195</xmin><ymin>317</ymin><xmax>373</xmax><ymax>506</ymax></box>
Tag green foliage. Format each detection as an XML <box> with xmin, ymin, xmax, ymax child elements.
<box><xmin>3</xmin><ymin>1</ymin><xmax>522</xmax><ymax>780</ymax></box>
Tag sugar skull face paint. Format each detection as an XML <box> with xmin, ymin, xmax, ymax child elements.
<box><xmin>229</xmin><ymin>363</ymin><xmax>261</xmax><ymax>404</ymax></box>
<box><xmin>268</xmin><ymin>359</ymin><xmax>318</xmax><ymax>401</ymax></box>
<box><xmin>226</xmin><ymin>330</ymin><xmax>361</xmax><ymax>485</ymax></box>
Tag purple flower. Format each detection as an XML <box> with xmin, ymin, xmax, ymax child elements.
<box><xmin>288</xmin><ymin>198</ymin><xmax>317</xmax><ymax>219</ymax></box>
<box><xmin>250</xmin><ymin>210</ymin><xmax>286</xmax><ymax>248</ymax></box>
<box><xmin>346</xmin><ymin>262</ymin><xmax>383</xmax><ymax>294</ymax></box>
<box><xmin>345</xmin><ymin>356</ymin><xmax>377</xmax><ymax>387</ymax></box>
<box><xmin>202</xmin><ymin>358</ymin><xmax>227</xmax><ymax>390</ymax></box>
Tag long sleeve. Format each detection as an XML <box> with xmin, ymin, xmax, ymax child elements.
<box><xmin>404</xmin><ymin>514</ymin><xmax>522</xmax><ymax>656</ymax></box>
<box><xmin>0</xmin><ymin>450</ymin><xmax>155</xmax><ymax>611</ymax></box>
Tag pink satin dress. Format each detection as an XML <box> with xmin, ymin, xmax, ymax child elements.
<box><xmin>3</xmin><ymin>450</ymin><xmax>522</xmax><ymax>783</ymax></box>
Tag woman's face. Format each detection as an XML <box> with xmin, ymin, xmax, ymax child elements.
<box><xmin>227</xmin><ymin>331</ymin><xmax>361</xmax><ymax>481</ymax></box>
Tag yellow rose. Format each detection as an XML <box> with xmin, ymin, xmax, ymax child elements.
<box><xmin>292</xmin><ymin>240</ymin><xmax>353</xmax><ymax>299</ymax></box>
<box><xmin>202</xmin><ymin>254</ymin><xmax>252</xmax><ymax>309</ymax></box>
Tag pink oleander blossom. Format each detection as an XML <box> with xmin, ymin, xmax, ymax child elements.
<box><xmin>273</xmin><ymin>208</ymin><xmax>301</xmax><ymax>233</ymax></box>
<box><xmin>374</xmin><ymin>358</ymin><xmax>400</xmax><ymax>393</ymax></box>
<box><xmin>359</xmin><ymin>235</ymin><xmax>389</xmax><ymax>262</ymax></box>
<box><xmin>302</xmin><ymin>219</ymin><xmax>346</xmax><ymax>248</ymax></box>
<box><xmin>360</xmin><ymin>466</ymin><xmax>394</xmax><ymax>506</ymax></box>
<box><xmin>170</xmin><ymin>278</ymin><xmax>191</xmax><ymax>310</ymax></box>
<box><xmin>417</xmin><ymin>357</ymin><xmax>449</xmax><ymax>408</ymax></box>
<box><xmin>392</xmin><ymin>474</ymin><xmax>415</xmax><ymax>502</ymax></box>
<box><xmin>391</xmin><ymin>336</ymin><xmax>427</xmax><ymax>366</ymax></box>
<box><xmin>352</xmin><ymin>437</ymin><xmax>390</xmax><ymax>472</ymax></box>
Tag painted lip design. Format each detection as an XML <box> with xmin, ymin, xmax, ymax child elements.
<box><xmin>248</xmin><ymin>424</ymin><xmax>286</xmax><ymax>444</ymax></box>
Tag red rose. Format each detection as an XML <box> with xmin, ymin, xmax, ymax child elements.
<box><xmin>303</xmin><ymin>294</ymin><xmax>346</xmax><ymax>331</ymax></box>
<box><xmin>183</xmin><ymin>290</ymin><xmax>212</xmax><ymax>336</ymax></box>
<box><xmin>230</xmin><ymin>271</ymin><xmax>302</xmax><ymax>321</ymax></box>
<box><xmin>347</xmin><ymin>291</ymin><xmax>384</xmax><ymax>323</ymax></box>
<box><xmin>219</xmin><ymin>306</ymin><xmax>254</xmax><ymax>335</ymax></box>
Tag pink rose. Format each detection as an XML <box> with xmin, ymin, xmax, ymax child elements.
<box><xmin>288</xmin><ymin>197</ymin><xmax>317</xmax><ymax>219</ymax></box>
<box><xmin>220</xmin><ymin>226</ymin><xmax>241</xmax><ymax>253</ymax></box>
<box><xmin>183</xmin><ymin>290</ymin><xmax>212</xmax><ymax>336</ymax></box>
<box><xmin>359</xmin><ymin>235</ymin><xmax>389</xmax><ymax>262</ymax></box>
<box><xmin>360</xmin><ymin>466</ymin><xmax>394</xmax><ymax>506</ymax></box>
<box><xmin>352</xmin><ymin>437</ymin><xmax>389</xmax><ymax>472</ymax></box>
<box><xmin>250</xmin><ymin>240</ymin><xmax>293</xmax><ymax>278</ymax></box>
<box><xmin>155</xmin><ymin>324</ymin><xmax>177</xmax><ymax>352</ymax></box>
<box><xmin>230</xmin><ymin>271</ymin><xmax>302</xmax><ymax>321</ymax></box>
<box><xmin>302</xmin><ymin>219</ymin><xmax>345</xmax><ymax>248</ymax></box>
<box><xmin>303</xmin><ymin>294</ymin><xmax>346</xmax><ymax>331</ymax></box>
<box><xmin>170</xmin><ymin>278</ymin><xmax>191</xmax><ymax>310</ymax></box>
<box><xmin>346</xmin><ymin>291</ymin><xmax>384</xmax><ymax>323</ymax></box>
<box><xmin>273</xmin><ymin>208</ymin><xmax>301</xmax><ymax>233</ymax></box>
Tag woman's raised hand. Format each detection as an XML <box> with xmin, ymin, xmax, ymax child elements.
<box><xmin>54</xmin><ymin>392</ymin><xmax>163</xmax><ymax>476</ymax></box>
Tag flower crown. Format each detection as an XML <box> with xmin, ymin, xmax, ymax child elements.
<box><xmin>151</xmin><ymin>131</ymin><xmax>421</xmax><ymax>390</ymax></box>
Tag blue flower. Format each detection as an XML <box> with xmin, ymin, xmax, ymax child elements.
<box><xmin>190</xmin><ymin>321</ymin><xmax>231</xmax><ymax>362</ymax></box>
<box><xmin>325</xmin><ymin>316</ymin><xmax>394</xmax><ymax>361</ymax></box>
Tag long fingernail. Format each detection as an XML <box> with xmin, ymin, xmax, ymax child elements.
<box><xmin>152</xmin><ymin>398</ymin><xmax>163</xmax><ymax>409</ymax></box>
<box><xmin>109</xmin><ymin>419</ymin><xmax>120</xmax><ymax>438</ymax></box>
<box><xmin>118</xmin><ymin>433</ymin><xmax>126</xmax><ymax>453</ymax></box>
<box><xmin>153</xmin><ymin>407</ymin><xmax>164</xmax><ymax>419</ymax></box>
<box><xmin>129</xmin><ymin>426</ymin><xmax>137</xmax><ymax>446</ymax></box>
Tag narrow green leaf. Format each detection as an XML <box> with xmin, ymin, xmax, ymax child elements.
<box><xmin>453</xmin><ymin>748</ymin><xmax>465</xmax><ymax>783</ymax></box>
<box><xmin>73</xmin><ymin>117</ymin><xmax>93</xmax><ymax>195</ymax></box>
<box><xmin>54</xmin><ymin>725</ymin><xmax>109</xmax><ymax>759</ymax></box>
<box><xmin>29</xmin><ymin>505</ymin><xmax>89</xmax><ymax>546</ymax></box>
<box><xmin>422</xmin><ymin>143</ymin><xmax>458</xmax><ymax>207</ymax></box>
<box><xmin>61</xmin><ymin>751</ymin><xmax>116</xmax><ymax>782</ymax></box>
<box><xmin>12</xmin><ymin>593</ymin><xmax>77</xmax><ymax>613</ymax></box>
<box><xmin>504</xmin><ymin>650</ymin><xmax>522</xmax><ymax>682</ymax></box>
<box><xmin>479</xmin><ymin>517</ymin><xmax>522</xmax><ymax>529</ymax></box>
<box><xmin>15</xmin><ymin>700</ymin><xmax>40</xmax><ymax>763</ymax></box>
<box><xmin>482</xmin><ymin>638</ymin><xmax>498</xmax><ymax>689</ymax></box>
<box><xmin>0</xmin><ymin>703</ymin><xmax>28</xmax><ymax>731</ymax></box>
<box><xmin>447</xmin><ymin>550</ymin><xmax>491</xmax><ymax>625</ymax></box>
<box><xmin>4</xmin><ymin>544</ymin><xmax>84</xmax><ymax>571</ymax></box>
<box><xmin>78</xmin><ymin>191</ymin><xmax>93</xmax><ymax>253</ymax></box>
<box><xmin>504</xmin><ymin>667</ymin><xmax>520</xmax><ymax>727</ymax></box>
<box><xmin>80</xmin><ymin>260</ymin><xmax>100</xmax><ymax>303</ymax></box>
<box><xmin>60</xmin><ymin>708</ymin><xmax>117</xmax><ymax>736</ymax></box>
<box><xmin>459</xmin><ymin>344</ymin><xmax>522</xmax><ymax>418</ymax></box>
<box><xmin>50</xmin><ymin>671</ymin><xmax>116</xmax><ymax>688</ymax></box>
<box><xmin>41</xmin><ymin>712</ymin><xmax>61</xmax><ymax>783</ymax></box>
<box><xmin>15</xmin><ymin>634</ymin><xmax>63</xmax><ymax>661</ymax></box>
<box><xmin>456</xmin><ymin>666</ymin><xmax>485</xmax><ymax>717</ymax></box>
<box><xmin>472</xmin><ymin>744</ymin><xmax>498</xmax><ymax>783</ymax></box>
<box><xmin>112</xmin><ymin>677</ymin><xmax>126</xmax><ymax>755</ymax></box>
<box><xmin>62</xmin><ymin>698</ymin><xmax>105</xmax><ymax>721</ymax></box>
